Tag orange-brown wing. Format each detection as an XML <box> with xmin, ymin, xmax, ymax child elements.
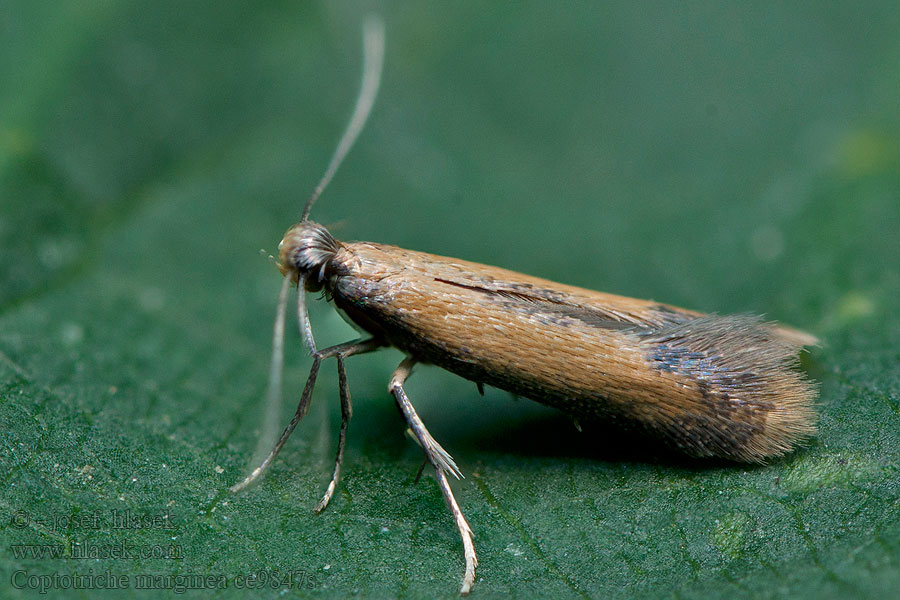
<box><xmin>328</xmin><ymin>242</ymin><xmax>817</xmax><ymax>462</ymax></box>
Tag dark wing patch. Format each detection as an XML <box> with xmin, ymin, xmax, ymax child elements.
<box><xmin>638</xmin><ymin>313</ymin><xmax>816</xmax><ymax>461</ymax></box>
<box><xmin>434</xmin><ymin>277</ymin><xmax>644</xmax><ymax>330</ymax></box>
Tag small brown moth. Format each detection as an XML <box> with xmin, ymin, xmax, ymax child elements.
<box><xmin>231</xmin><ymin>17</ymin><xmax>818</xmax><ymax>595</ymax></box>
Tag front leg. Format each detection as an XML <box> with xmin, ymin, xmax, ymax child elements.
<box><xmin>389</xmin><ymin>357</ymin><xmax>477</xmax><ymax>596</ymax></box>
<box><xmin>231</xmin><ymin>338</ymin><xmax>381</xmax><ymax>494</ymax></box>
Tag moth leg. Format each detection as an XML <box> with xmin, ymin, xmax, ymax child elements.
<box><xmin>313</xmin><ymin>353</ymin><xmax>350</xmax><ymax>513</ymax></box>
<box><xmin>413</xmin><ymin>456</ymin><xmax>428</xmax><ymax>484</ymax></box>
<box><xmin>231</xmin><ymin>338</ymin><xmax>381</xmax><ymax>494</ymax></box>
<box><xmin>389</xmin><ymin>357</ymin><xmax>477</xmax><ymax>596</ymax></box>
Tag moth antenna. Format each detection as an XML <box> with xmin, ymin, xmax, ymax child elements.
<box><xmin>268</xmin><ymin>277</ymin><xmax>292</xmax><ymax>410</ymax></box>
<box><xmin>230</xmin><ymin>276</ymin><xmax>292</xmax><ymax>492</ymax></box>
<box><xmin>296</xmin><ymin>273</ymin><xmax>318</xmax><ymax>355</ymax></box>
<box><xmin>300</xmin><ymin>15</ymin><xmax>385</xmax><ymax>222</ymax></box>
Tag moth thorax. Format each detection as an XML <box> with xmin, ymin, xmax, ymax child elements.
<box><xmin>277</xmin><ymin>220</ymin><xmax>339</xmax><ymax>290</ymax></box>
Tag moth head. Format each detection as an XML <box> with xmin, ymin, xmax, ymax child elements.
<box><xmin>277</xmin><ymin>221</ymin><xmax>340</xmax><ymax>291</ymax></box>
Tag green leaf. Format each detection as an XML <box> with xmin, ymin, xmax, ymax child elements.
<box><xmin>2</xmin><ymin>2</ymin><xmax>899</xmax><ymax>598</ymax></box>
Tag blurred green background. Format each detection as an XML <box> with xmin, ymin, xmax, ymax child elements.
<box><xmin>2</xmin><ymin>1</ymin><xmax>899</xmax><ymax>598</ymax></box>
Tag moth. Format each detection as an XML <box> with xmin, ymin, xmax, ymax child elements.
<box><xmin>230</xmin><ymin>17</ymin><xmax>818</xmax><ymax>595</ymax></box>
